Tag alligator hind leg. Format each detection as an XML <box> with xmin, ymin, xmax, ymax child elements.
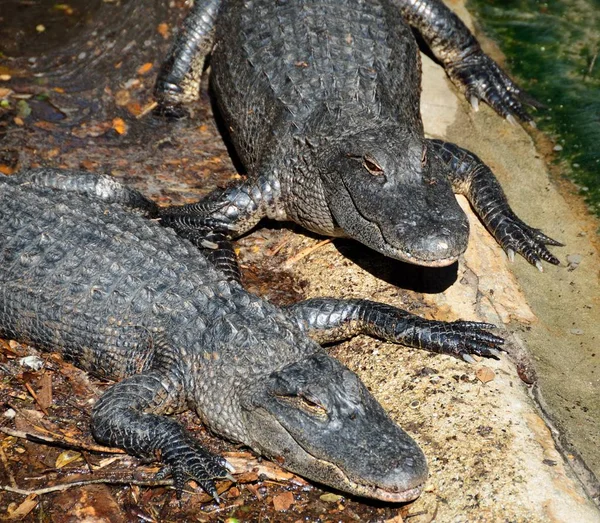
<box><xmin>428</xmin><ymin>139</ymin><xmax>563</xmax><ymax>269</ymax></box>
<box><xmin>392</xmin><ymin>0</ymin><xmax>540</xmax><ymax>124</ymax></box>
<box><xmin>154</xmin><ymin>0</ymin><xmax>222</xmax><ymax>115</ymax></box>
<box><xmin>9</xmin><ymin>168</ymin><xmax>158</xmax><ymax>217</ymax></box>
<box><xmin>286</xmin><ymin>298</ymin><xmax>504</xmax><ymax>362</ymax></box>
<box><xmin>92</xmin><ymin>366</ymin><xmax>234</xmax><ymax>501</ymax></box>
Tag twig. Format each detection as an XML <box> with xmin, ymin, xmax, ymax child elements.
<box><xmin>0</xmin><ymin>427</ymin><xmax>124</xmax><ymax>454</ymax></box>
<box><xmin>136</xmin><ymin>101</ymin><xmax>158</xmax><ymax>119</ymax></box>
<box><xmin>284</xmin><ymin>239</ymin><xmax>332</xmax><ymax>267</ymax></box>
<box><xmin>23</xmin><ymin>382</ymin><xmax>49</xmax><ymax>416</ymax></box>
<box><xmin>1</xmin><ymin>477</ymin><xmax>173</xmax><ymax>496</ymax></box>
<box><xmin>267</xmin><ymin>232</ymin><xmax>293</xmax><ymax>256</ymax></box>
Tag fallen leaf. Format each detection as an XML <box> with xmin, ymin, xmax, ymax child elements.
<box><xmin>126</xmin><ymin>101</ymin><xmax>143</xmax><ymax>116</ymax></box>
<box><xmin>320</xmin><ymin>493</ymin><xmax>342</xmax><ymax>503</ymax></box>
<box><xmin>157</xmin><ymin>23</ymin><xmax>170</xmax><ymax>39</ymax></box>
<box><xmin>7</xmin><ymin>493</ymin><xmax>38</xmax><ymax>520</ymax></box>
<box><xmin>476</xmin><ymin>366</ymin><xmax>495</xmax><ymax>384</ymax></box>
<box><xmin>0</xmin><ymin>87</ymin><xmax>12</xmax><ymax>98</ymax></box>
<box><xmin>55</xmin><ymin>449</ymin><xmax>82</xmax><ymax>468</ymax></box>
<box><xmin>37</xmin><ymin>373</ymin><xmax>52</xmax><ymax>411</ymax></box>
<box><xmin>111</xmin><ymin>117</ymin><xmax>127</xmax><ymax>135</ymax></box>
<box><xmin>114</xmin><ymin>89</ymin><xmax>130</xmax><ymax>106</ymax></box>
<box><xmin>137</xmin><ymin>62</ymin><xmax>153</xmax><ymax>75</ymax></box>
<box><xmin>272</xmin><ymin>491</ymin><xmax>294</xmax><ymax>511</ymax></box>
<box><xmin>13</xmin><ymin>116</ymin><xmax>24</xmax><ymax>126</ymax></box>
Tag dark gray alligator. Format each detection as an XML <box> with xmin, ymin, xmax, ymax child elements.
<box><xmin>0</xmin><ymin>168</ymin><xmax>505</xmax><ymax>502</ymax></box>
<box><xmin>155</xmin><ymin>0</ymin><xmax>561</xmax><ymax>281</ymax></box>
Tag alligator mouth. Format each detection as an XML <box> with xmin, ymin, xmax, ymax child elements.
<box><xmin>266</xmin><ymin>416</ymin><xmax>427</xmax><ymax>502</ymax></box>
<box><xmin>337</xmin><ymin>178</ymin><xmax>462</xmax><ymax>267</ymax></box>
<box><xmin>355</xmin><ymin>209</ymin><xmax>460</xmax><ymax>267</ymax></box>
<box><xmin>310</xmin><ymin>454</ymin><xmax>426</xmax><ymax>502</ymax></box>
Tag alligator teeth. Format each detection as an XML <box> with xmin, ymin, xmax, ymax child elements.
<box><xmin>470</xmin><ymin>96</ymin><xmax>480</xmax><ymax>112</ymax></box>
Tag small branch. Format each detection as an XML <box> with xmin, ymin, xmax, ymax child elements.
<box><xmin>0</xmin><ymin>427</ymin><xmax>124</xmax><ymax>454</ymax></box>
<box><xmin>1</xmin><ymin>476</ymin><xmax>173</xmax><ymax>497</ymax></box>
<box><xmin>284</xmin><ymin>239</ymin><xmax>332</xmax><ymax>267</ymax></box>
<box><xmin>23</xmin><ymin>382</ymin><xmax>49</xmax><ymax>416</ymax></box>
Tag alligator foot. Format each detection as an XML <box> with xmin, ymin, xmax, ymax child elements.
<box><xmin>446</xmin><ymin>53</ymin><xmax>541</xmax><ymax>126</ymax></box>
<box><xmin>155</xmin><ymin>445</ymin><xmax>235</xmax><ymax>501</ymax></box>
<box><xmin>491</xmin><ymin>214</ymin><xmax>563</xmax><ymax>271</ymax></box>
<box><xmin>429</xmin><ymin>139</ymin><xmax>563</xmax><ymax>269</ymax></box>
<box><xmin>286</xmin><ymin>298</ymin><xmax>504</xmax><ymax>360</ymax></box>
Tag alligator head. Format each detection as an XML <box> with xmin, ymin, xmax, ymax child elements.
<box><xmin>240</xmin><ymin>351</ymin><xmax>428</xmax><ymax>502</ymax></box>
<box><xmin>319</xmin><ymin>126</ymin><xmax>470</xmax><ymax>266</ymax></box>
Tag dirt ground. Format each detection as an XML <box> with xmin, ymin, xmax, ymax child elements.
<box><xmin>0</xmin><ymin>1</ymin><xmax>599</xmax><ymax>522</ymax></box>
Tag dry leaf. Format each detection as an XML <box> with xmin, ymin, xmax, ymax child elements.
<box><xmin>272</xmin><ymin>491</ymin><xmax>294</xmax><ymax>511</ymax></box>
<box><xmin>157</xmin><ymin>23</ymin><xmax>170</xmax><ymax>39</ymax></box>
<box><xmin>476</xmin><ymin>366</ymin><xmax>495</xmax><ymax>384</ymax></box>
<box><xmin>137</xmin><ymin>62</ymin><xmax>153</xmax><ymax>75</ymax></box>
<box><xmin>111</xmin><ymin>117</ymin><xmax>127</xmax><ymax>135</ymax></box>
<box><xmin>7</xmin><ymin>493</ymin><xmax>38</xmax><ymax>520</ymax></box>
<box><xmin>37</xmin><ymin>373</ymin><xmax>52</xmax><ymax>411</ymax></box>
<box><xmin>114</xmin><ymin>89</ymin><xmax>130</xmax><ymax>106</ymax></box>
<box><xmin>320</xmin><ymin>493</ymin><xmax>342</xmax><ymax>503</ymax></box>
<box><xmin>55</xmin><ymin>449</ymin><xmax>82</xmax><ymax>468</ymax></box>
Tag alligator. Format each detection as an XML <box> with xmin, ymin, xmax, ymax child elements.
<box><xmin>155</xmin><ymin>0</ymin><xmax>561</xmax><ymax>281</ymax></box>
<box><xmin>0</xmin><ymin>168</ymin><xmax>505</xmax><ymax>502</ymax></box>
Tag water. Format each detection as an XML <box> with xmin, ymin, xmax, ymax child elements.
<box><xmin>468</xmin><ymin>0</ymin><xmax>600</xmax><ymax>217</ymax></box>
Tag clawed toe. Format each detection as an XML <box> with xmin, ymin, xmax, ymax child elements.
<box><xmin>451</xmin><ymin>53</ymin><xmax>539</xmax><ymax>126</ymax></box>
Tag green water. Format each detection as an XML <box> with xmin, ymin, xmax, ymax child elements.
<box><xmin>468</xmin><ymin>0</ymin><xmax>600</xmax><ymax>216</ymax></box>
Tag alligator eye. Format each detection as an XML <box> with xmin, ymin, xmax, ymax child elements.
<box><xmin>274</xmin><ymin>393</ymin><xmax>328</xmax><ymax>419</ymax></box>
<box><xmin>298</xmin><ymin>394</ymin><xmax>328</xmax><ymax>419</ymax></box>
<box><xmin>362</xmin><ymin>155</ymin><xmax>384</xmax><ymax>175</ymax></box>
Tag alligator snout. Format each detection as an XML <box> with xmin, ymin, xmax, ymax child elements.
<box><xmin>394</xmin><ymin>219</ymin><xmax>469</xmax><ymax>266</ymax></box>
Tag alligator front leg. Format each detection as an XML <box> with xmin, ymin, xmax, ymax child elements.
<box><xmin>286</xmin><ymin>298</ymin><xmax>504</xmax><ymax>362</ymax></box>
<box><xmin>154</xmin><ymin>0</ymin><xmax>222</xmax><ymax>115</ymax></box>
<box><xmin>92</xmin><ymin>368</ymin><xmax>233</xmax><ymax>500</ymax></box>
<box><xmin>429</xmin><ymin>139</ymin><xmax>562</xmax><ymax>269</ymax></box>
<box><xmin>392</xmin><ymin>0</ymin><xmax>539</xmax><ymax>124</ymax></box>
<box><xmin>159</xmin><ymin>174</ymin><xmax>286</xmax><ymax>283</ymax></box>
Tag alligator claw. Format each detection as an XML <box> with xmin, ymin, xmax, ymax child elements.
<box><xmin>408</xmin><ymin>318</ymin><xmax>505</xmax><ymax>361</ymax></box>
<box><xmin>462</xmin><ymin>353</ymin><xmax>476</xmax><ymax>364</ymax></box>
<box><xmin>159</xmin><ymin>439</ymin><xmax>233</xmax><ymax>500</ymax></box>
<box><xmin>488</xmin><ymin>348</ymin><xmax>503</xmax><ymax>359</ymax></box>
<box><xmin>492</xmin><ymin>213</ymin><xmax>562</xmax><ymax>268</ymax></box>
<box><xmin>447</xmin><ymin>51</ymin><xmax>538</xmax><ymax>126</ymax></box>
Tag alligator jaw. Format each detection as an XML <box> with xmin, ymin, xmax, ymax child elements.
<box><xmin>308</xmin><ymin>454</ymin><xmax>426</xmax><ymax>502</ymax></box>
<box><xmin>241</xmin><ymin>353</ymin><xmax>429</xmax><ymax>502</ymax></box>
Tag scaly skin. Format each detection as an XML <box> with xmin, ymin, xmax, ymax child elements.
<box><xmin>155</xmin><ymin>0</ymin><xmax>561</xmax><ymax>282</ymax></box>
<box><xmin>0</xmin><ymin>169</ymin><xmax>506</xmax><ymax>502</ymax></box>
